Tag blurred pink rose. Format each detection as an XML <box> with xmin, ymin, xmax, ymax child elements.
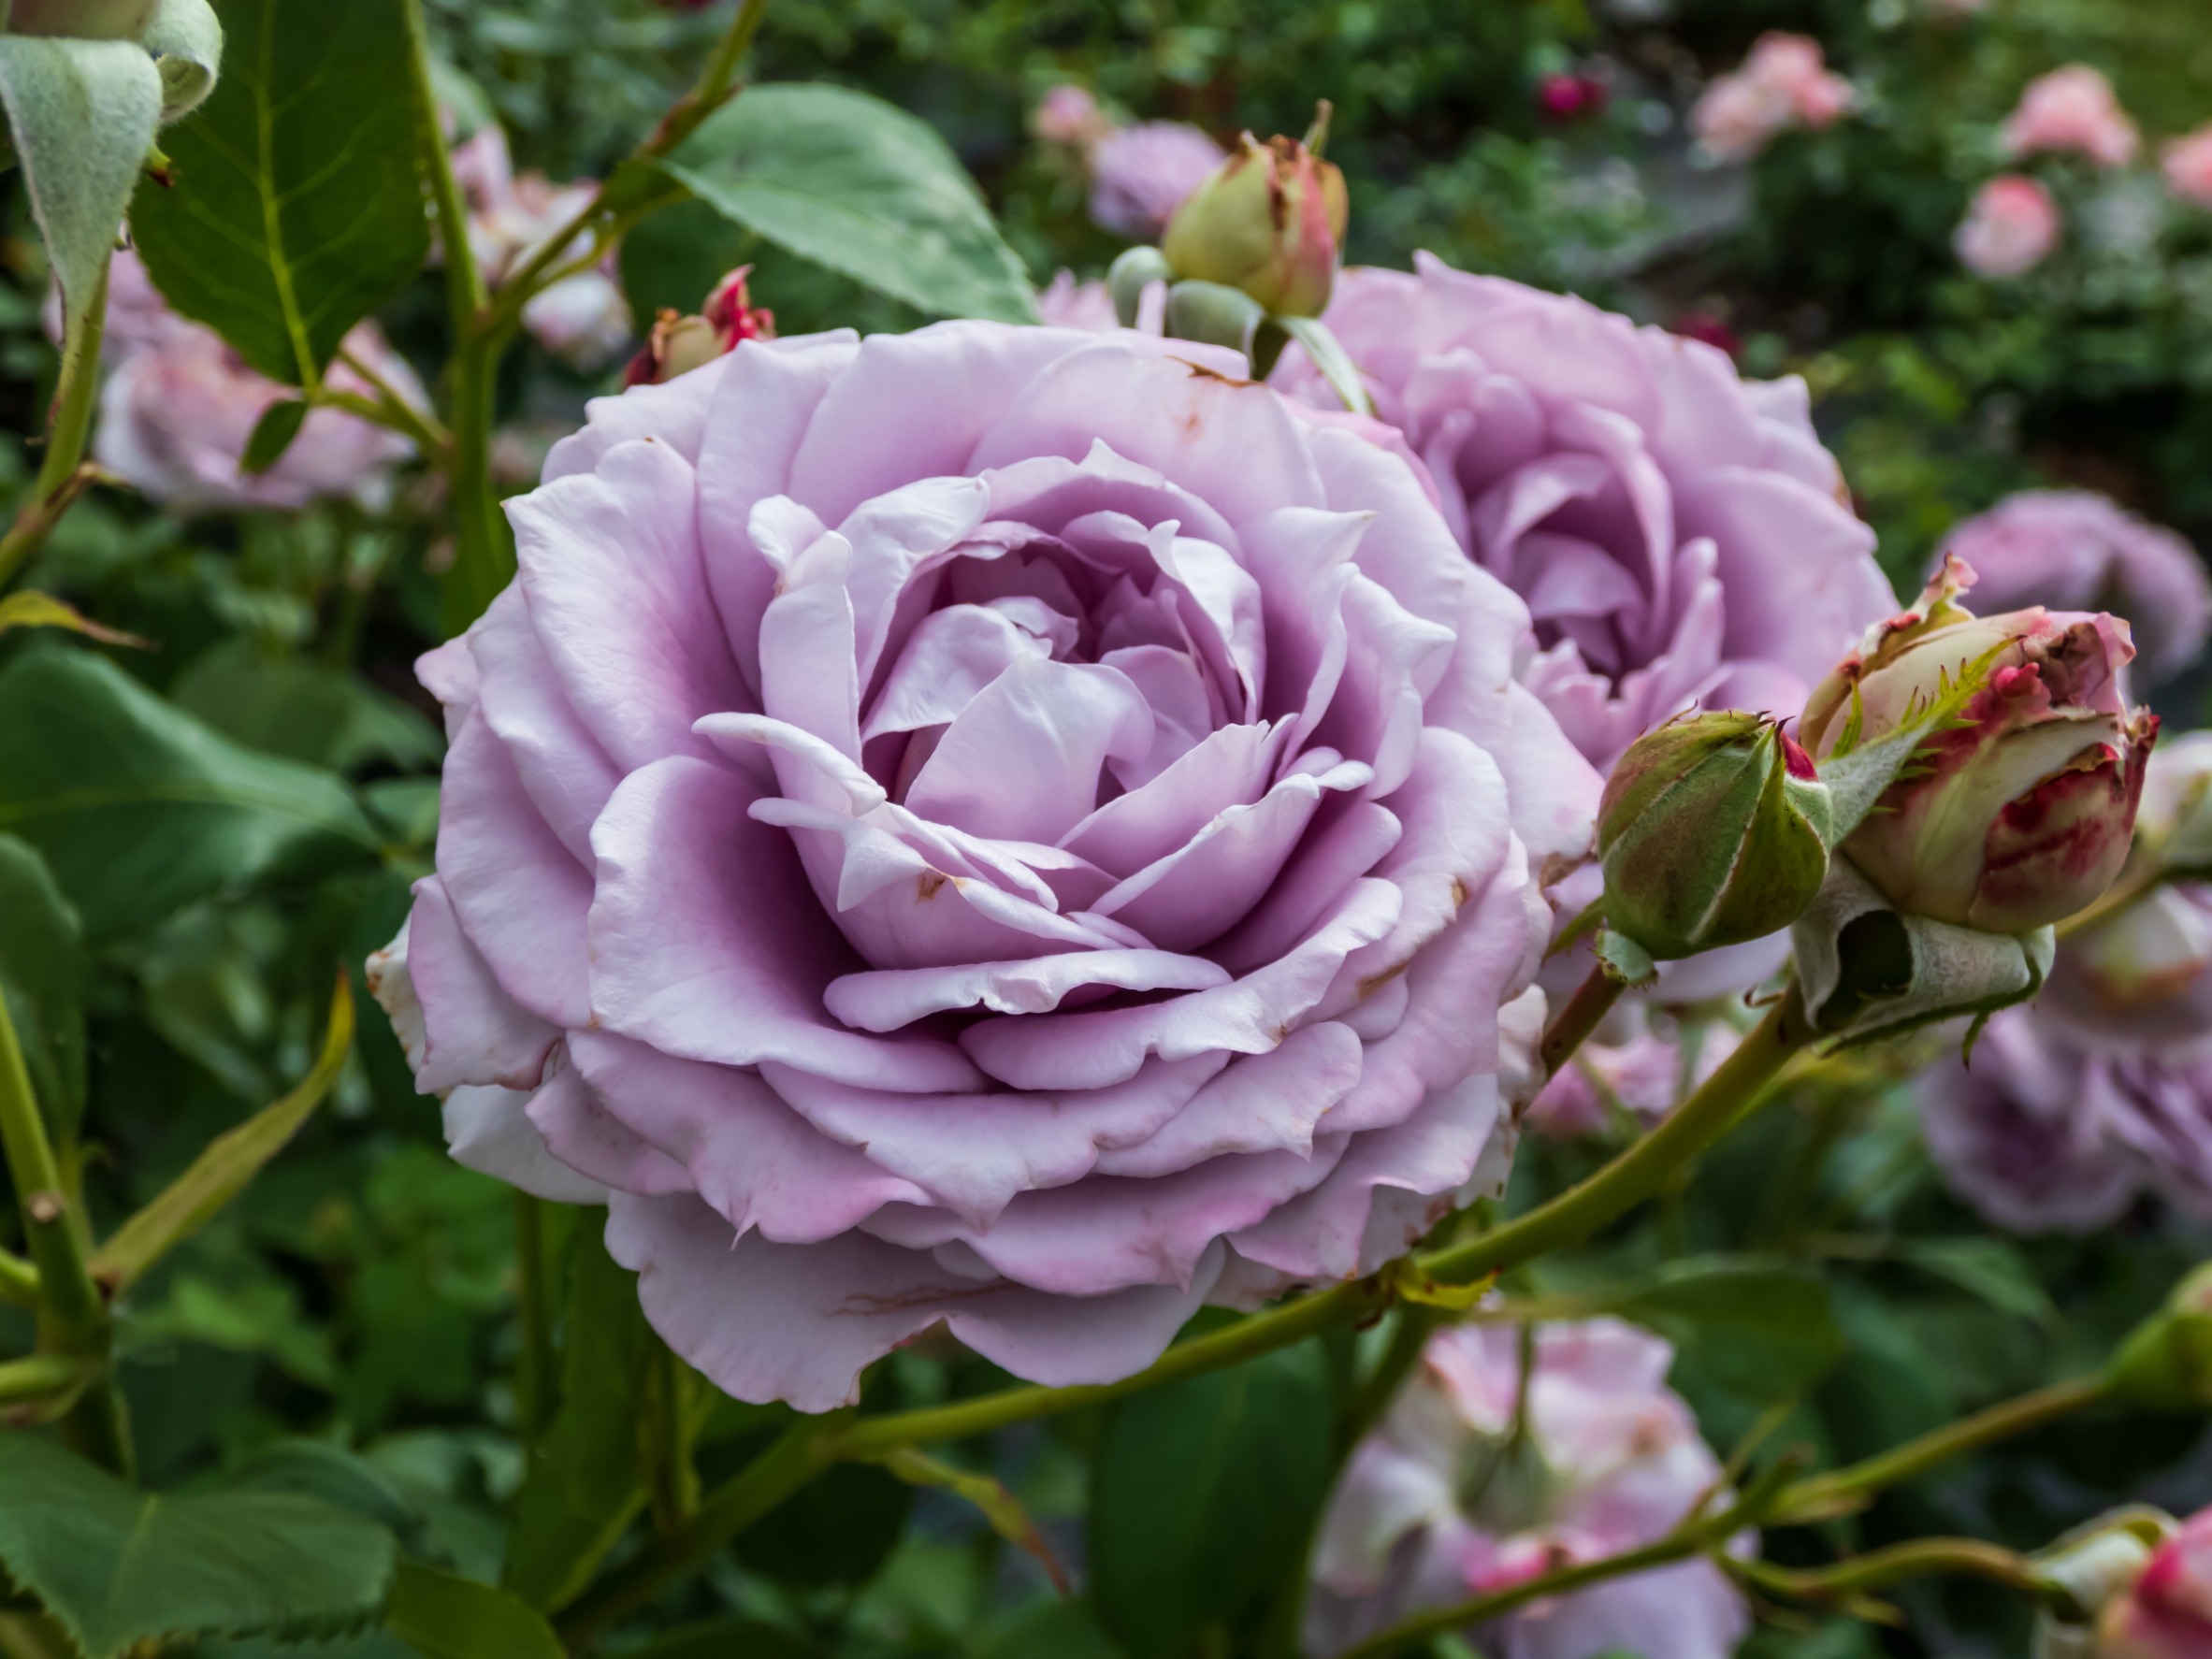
<box><xmin>2100</xmin><ymin>1508</ymin><xmax>2212</xmax><ymax>1659</ymax></box>
<box><xmin>1307</xmin><ymin>1320</ymin><xmax>1749</xmax><ymax>1659</ymax></box>
<box><xmin>1526</xmin><ymin>1009</ymin><xmax>1740</xmax><ymax>1138</ymax></box>
<box><xmin>1089</xmin><ymin>121</ymin><xmax>1228</xmax><ymax>240</ymax></box>
<box><xmin>1954</xmin><ymin>175</ymin><xmax>2062</xmax><ymax>278</ymax></box>
<box><xmin>369</xmin><ymin>320</ymin><xmax>1593</xmax><ymax>1410</ymax></box>
<box><xmin>2001</xmin><ymin>65</ymin><xmax>2139</xmax><ymax>167</ymax></box>
<box><xmin>65</xmin><ymin>250</ymin><xmax>422</xmax><ymax>514</ymax></box>
<box><xmin>1935</xmin><ymin>491</ymin><xmax>2210</xmax><ymax>680</ymax></box>
<box><xmin>2162</xmin><ymin>125</ymin><xmax>2212</xmax><ymax>208</ymax></box>
<box><xmin>1034</xmin><ymin>83</ymin><xmax>1109</xmax><ymax>148</ymax></box>
<box><xmin>1689</xmin><ymin>33</ymin><xmax>1856</xmax><ymax>164</ymax></box>
<box><xmin>1034</xmin><ymin>270</ymin><xmax>1120</xmax><ymax>331</ymax></box>
<box><xmin>452</xmin><ymin>126</ymin><xmax>632</xmax><ymax>369</ymax></box>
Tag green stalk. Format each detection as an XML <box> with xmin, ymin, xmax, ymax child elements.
<box><xmin>0</xmin><ymin>1248</ymin><xmax>36</xmax><ymax>1307</ymax></box>
<box><xmin>557</xmin><ymin>1412</ymin><xmax>847</xmax><ymax>1648</ymax></box>
<box><xmin>1743</xmin><ymin>1536</ymin><xmax>2041</xmax><ymax>1602</ymax></box>
<box><xmin>513</xmin><ymin>1193</ymin><xmax>556</xmax><ymax>1459</ymax></box>
<box><xmin>1772</xmin><ymin>1373</ymin><xmax>2109</xmax><ymax>1523</ymax></box>
<box><xmin>1423</xmin><ymin>984</ymin><xmax>1812</xmax><ymax>1285</ymax></box>
<box><xmin>1539</xmin><ymin>967</ymin><xmax>1626</xmax><ymax>1078</ymax></box>
<box><xmin>0</xmin><ymin>988</ymin><xmax>128</xmax><ymax>1474</ymax></box>
<box><xmin>0</xmin><ymin>262</ymin><xmax>108</xmax><ymax>592</ymax></box>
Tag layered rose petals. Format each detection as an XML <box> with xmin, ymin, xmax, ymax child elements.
<box><xmin>371</xmin><ymin>323</ymin><xmax>1596</xmax><ymax>1411</ymax></box>
<box><xmin>1274</xmin><ymin>254</ymin><xmax>1895</xmax><ymax>774</ymax></box>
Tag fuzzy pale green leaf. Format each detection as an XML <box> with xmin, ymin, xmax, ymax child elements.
<box><xmin>140</xmin><ymin>0</ymin><xmax>219</xmax><ymax>119</ymax></box>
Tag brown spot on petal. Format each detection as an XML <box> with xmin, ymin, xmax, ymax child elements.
<box><xmin>1357</xmin><ymin>960</ymin><xmax>1410</xmax><ymax>999</ymax></box>
<box><xmin>917</xmin><ymin>870</ymin><xmax>949</xmax><ymax>901</ymax></box>
<box><xmin>1170</xmin><ymin>355</ymin><xmax>1257</xmax><ymax>390</ymax></box>
<box><xmin>1450</xmin><ymin>876</ymin><xmax>1470</xmax><ymax>910</ymax></box>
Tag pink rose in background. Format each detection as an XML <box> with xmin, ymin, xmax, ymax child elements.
<box><xmin>2100</xmin><ymin>1507</ymin><xmax>2212</xmax><ymax>1659</ymax></box>
<box><xmin>1275</xmin><ymin>255</ymin><xmax>1894</xmax><ymax>774</ymax></box>
<box><xmin>60</xmin><ymin>250</ymin><xmax>422</xmax><ymax>514</ymax></box>
<box><xmin>2001</xmin><ymin>65</ymin><xmax>2139</xmax><ymax>168</ymax></box>
<box><xmin>1089</xmin><ymin>121</ymin><xmax>1229</xmax><ymax>240</ymax></box>
<box><xmin>2162</xmin><ymin>125</ymin><xmax>2212</xmax><ymax>208</ymax></box>
<box><xmin>1919</xmin><ymin>736</ymin><xmax>2212</xmax><ymax>1233</ymax></box>
<box><xmin>1954</xmin><ymin>174</ymin><xmax>2062</xmax><ymax>279</ymax></box>
<box><xmin>1034</xmin><ymin>83</ymin><xmax>1110</xmax><ymax>149</ymax></box>
<box><xmin>451</xmin><ymin>127</ymin><xmax>632</xmax><ymax>369</ymax></box>
<box><xmin>1934</xmin><ymin>491</ymin><xmax>2211</xmax><ymax>681</ymax></box>
<box><xmin>1525</xmin><ymin>1008</ymin><xmax>1740</xmax><ymax>1138</ymax></box>
<box><xmin>1689</xmin><ymin>33</ymin><xmax>1856</xmax><ymax>165</ymax></box>
<box><xmin>369</xmin><ymin>320</ymin><xmax>1599</xmax><ymax>1410</ymax></box>
<box><xmin>1034</xmin><ymin>271</ymin><xmax>1120</xmax><ymax>332</ymax></box>
<box><xmin>1307</xmin><ymin>1320</ymin><xmax>1749</xmax><ymax>1659</ymax></box>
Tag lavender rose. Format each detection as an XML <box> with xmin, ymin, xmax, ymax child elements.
<box><xmin>64</xmin><ymin>250</ymin><xmax>423</xmax><ymax>514</ymax></box>
<box><xmin>369</xmin><ymin>322</ymin><xmax>1598</xmax><ymax>1411</ymax></box>
<box><xmin>1089</xmin><ymin>122</ymin><xmax>1228</xmax><ymax>241</ymax></box>
<box><xmin>1275</xmin><ymin>255</ymin><xmax>1895</xmax><ymax>773</ymax></box>
<box><xmin>1307</xmin><ymin>1319</ymin><xmax>1749</xmax><ymax>1659</ymax></box>
<box><xmin>1934</xmin><ymin>491</ymin><xmax>2212</xmax><ymax>682</ymax></box>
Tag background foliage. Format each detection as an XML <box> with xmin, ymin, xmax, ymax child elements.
<box><xmin>3</xmin><ymin>1</ymin><xmax>2211</xmax><ymax>1656</ymax></box>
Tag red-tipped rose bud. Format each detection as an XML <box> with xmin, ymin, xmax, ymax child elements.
<box><xmin>2098</xmin><ymin>1507</ymin><xmax>2212</xmax><ymax>1658</ymax></box>
<box><xmin>1800</xmin><ymin>556</ymin><xmax>2157</xmax><ymax>934</ymax></box>
<box><xmin>1160</xmin><ymin>105</ymin><xmax>1348</xmax><ymax>318</ymax></box>
<box><xmin>620</xmin><ymin>266</ymin><xmax>773</xmax><ymax>388</ymax></box>
<box><xmin>1598</xmin><ymin>710</ymin><xmax>1832</xmax><ymax>962</ymax></box>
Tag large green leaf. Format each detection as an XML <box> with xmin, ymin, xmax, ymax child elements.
<box><xmin>1090</xmin><ymin>1339</ymin><xmax>1333</xmax><ymax>1658</ymax></box>
<box><xmin>129</xmin><ymin>0</ymin><xmax>427</xmax><ymax>384</ymax></box>
<box><xmin>171</xmin><ymin>640</ymin><xmax>441</xmax><ymax>774</ymax></box>
<box><xmin>0</xmin><ymin>646</ymin><xmax>379</xmax><ymax>939</ymax></box>
<box><xmin>658</xmin><ymin>83</ymin><xmax>1037</xmax><ymax>325</ymax></box>
<box><xmin>0</xmin><ymin>1430</ymin><xmax>396</xmax><ymax>1659</ymax></box>
<box><xmin>501</xmin><ymin>1218</ymin><xmax>654</xmax><ymax>1611</ymax></box>
<box><xmin>384</xmin><ymin>1565</ymin><xmax>561</xmax><ymax>1659</ymax></box>
<box><xmin>1603</xmin><ymin>1255</ymin><xmax>1847</xmax><ymax>1400</ymax></box>
<box><xmin>0</xmin><ymin>833</ymin><xmax>85</xmax><ymax>1134</ymax></box>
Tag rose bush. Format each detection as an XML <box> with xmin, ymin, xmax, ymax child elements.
<box><xmin>370</xmin><ymin>321</ymin><xmax>1598</xmax><ymax>1410</ymax></box>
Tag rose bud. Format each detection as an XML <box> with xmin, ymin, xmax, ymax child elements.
<box><xmin>1598</xmin><ymin>712</ymin><xmax>1832</xmax><ymax>963</ymax></box>
<box><xmin>2104</xmin><ymin>1262</ymin><xmax>2212</xmax><ymax>1413</ymax></box>
<box><xmin>620</xmin><ymin>265</ymin><xmax>773</xmax><ymax>388</ymax></box>
<box><xmin>2028</xmin><ymin>1510</ymin><xmax>2175</xmax><ymax>1659</ymax></box>
<box><xmin>1800</xmin><ymin>556</ymin><xmax>2157</xmax><ymax>934</ymax></box>
<box><xmin>2098</xmin><ymin>1507</ymin><xmax>2212</xmax><ymax>1658</ymax></box>
<box><xmin>1161</xmin><ymin>105</ymin><xmax>1348</xmax><ymax>318</ymax></box>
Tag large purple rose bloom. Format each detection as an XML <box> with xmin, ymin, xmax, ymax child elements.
<box><xmin>369</xmin><ymin>322</ymin><xmax>1598</xmax><ymax>1410</ymax></box>
<box><xmin>1275</xmin><ymin>254</ymin><xmax>1895</xmax><ymax>772</ymax></box>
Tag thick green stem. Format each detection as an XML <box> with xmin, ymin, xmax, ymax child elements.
<box><xmin>557</xmin><ymin>1411</ymin><xmax>846</xmax><ymax>1649</ymax></box>
<box><xmin>1773</xmin><ymin>1373</ymin><xmax>2109</xmax><ymax>1523</ymax></box>
<box><xmin>0</xmin><ymin>988</ymin><xmax>127</xmax><ymax>1474</ymax></box>
<box><xmin>1424</xmin><ymin>983</ymin><xmax>1812</xmax><ymax>1285</ymax></box>
<box><xmin>1744</xmin><ymin>1536</ymin><xmax>2041</xmax><ymax>1602</ymax></box>
<box><xmin>0</xmin><ymin>1352</ymin><xmax>89</xmax><ymax>1409</ymax></box>
<box><xmin>0</xmin><ymin>1248</ymin><xmax>36</xmax><ymax>1308</ymax></box>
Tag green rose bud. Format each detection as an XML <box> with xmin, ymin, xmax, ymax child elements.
<box><xmin>1160</xmin><ymin>106</ymin><xmax>1347</xmax><ymax>319</ymax></box>
<box><xmin>1598</xmin><ymin>711</ymin><xmax>1833</xmax><ymax>961</ymax></box>
<box><xmin>2104</xmin><ymin>1262</ymin><xmax>2212</xmax><ymax>1413</ymax></box>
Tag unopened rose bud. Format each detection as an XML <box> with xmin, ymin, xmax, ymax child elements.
<box><xmin>1160</xmin><ymin>106</ymin><xmax>1347</xmax><ymax>318</ymax></box>
<box><xmin>6</xmin><ymin>0</ymin><xmax>155</xmax><ymax>36</ymax></box>
<box><xmin>2030</xmin><ymin>1510</ymin><xmax>2176</xmax><ymax>1659</ymax></box>
<box><xmin>1598</xmin><ymin>711</ymin><xmax>1832</xmax><ymax>961</ymax></box>
<box><xmin>1800</xmin><ymin>557</ymin><xmax>2157</xmax><ymax>934</ymax></box>
<box><xmin>2097</xmin><ymin>1506</ymin><xmax>2212</xmax><ymax>1658</ymax></box>
<box><xmin>619</xmin><ymin>265</ymin><xmax>773</xmax><ymax>388</ymax></box>
<box><xmin>2104</xmin><ymin>1263</ymin><xmax>2212</xmax><ymax>1413</ymax></box>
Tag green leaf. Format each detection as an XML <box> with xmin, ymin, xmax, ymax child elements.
<box><xmin>1091</xmin><ymin>1340</ymin><xmax>1333</xmax><ymax>1658</ymax></box>
<box><xmin>239</xmin><ymin>397</ymin><xmax>307</xmax><ymax>474</ymax></box>
<box><xmin>620</xmin><ymin>1619</ymin><xmax>830</xmax><ymax>1659</ymax></box>
<box><xmin>0</xmin><ymin>1429</ymin><xmax>396</xmax><ymax>1659</ymax></box>
<box><xmin>0</xmin><ymin>833</ymin><xmax>86</xmax><ymax>1134</ymax></box>
<box><xmin>130</xmin><ymin>0</ymin><xmax>428</xmax><ymax>385</ymax></box>
<box><xmin>1898</xmin><ymin>1236</ymin><xmax>2058</xmax><ymax>1328</ymax></box>
<box><xmin>0</xmin><ymin>36</ymin><xmax>160</xmax><ymax>359</ymax></box>
<box><xmin>1276</xmin><ymin>314</ymin><xmax>1373</xmax><ymax>415</ymax></box>
<box><xmin>172</xmin><ymin>639</ymin><xmax>441</xmax><ymax>773</ymax></box>
<box><xmin>0</xmin><ymin>589</ymin><xmax>149</xmax><ymax>645</ymax></box>
<box><xmin>0</xmin><ymin>645</ymin><xmax>380</xmax><ymax>939</ymax></box>
<box><xmin>658</xmin><ymin>82</ymin><xmax>1037</xmax><ymax>325</ymax></box>
<box><xmin>1603</xmin><ymin>1255</ymin><xmax>1846</xmax><ymax>1399</ymax></box>
<box><xmin>501</xmin><ymin>1218</ymin><xmax>654</xmax><ymax>1611</ymax></box>
<box><xmin>384</xmin><ymin>1564</ymin><xmax>561</xmax><ymax>1659</ymax></box>
<box><xmin>93</xmin><ymin>975</ymin><xmax>351</xmax><ymax>1292</ymax></box>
